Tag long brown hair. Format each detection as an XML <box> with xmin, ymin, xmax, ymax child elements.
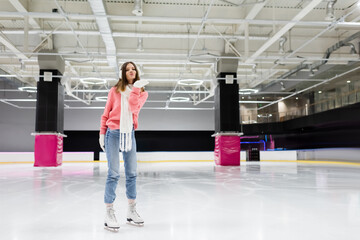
<box><xmin>114</xmin><ymin>61</ymin><xmax>140</xmax><ymax>92</ymax></box>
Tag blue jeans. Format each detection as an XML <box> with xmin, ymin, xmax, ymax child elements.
<box><xmin>104</xmin><ymin>128</ymin><xmax>137</xmax><ymax>204</ymax></box>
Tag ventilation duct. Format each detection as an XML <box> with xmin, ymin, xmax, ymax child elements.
<box><xmin>346</xmin><ymin>43</ymin><xmax>357</xmax><ymax>55</ymax></box>
<box><xmin>310</xmin><ymin>31</ymin><xmax>360</xmax><ymax>72</ymax></box>
<box><xmin>260</xmin><ymin>31</ymin><xmax>360</xmax><ymax>92</ymax></box>
<box><xmin>88</xmin><ymin>0</ymin><xmax>118</xmax><ymax>73</ymax></box>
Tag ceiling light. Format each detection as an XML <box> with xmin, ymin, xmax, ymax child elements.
<box><xmin>347</xmin><ymin>80</ymin><xmax>351</xmax><ymax>83</ymax></box>
<box><xmin>170</xmin><ymin>97</ymin><xmax>190</xmax><ymax>102</ymax></box>
<box><xmin>95</xmin><ymin>96</ymin><xmax>108</xmax><ymax>101</ymax></box>
<box><xmin>80</xmin><ymin>78</ymin><xmax>106</xmax><ymax>85</ymax></box>
<box><xmin>18</xmin><ymin>86</ymin><xmax>37</xmax><ymax>93</ymax></box>
<box><xmin>318</xmin><ymin>91</ymin><xmax>322</xmax><ymax>93</ymax></box>
<box><xmin>239</xmin><ymin>89</ymin><xmax>258</xmax><ymax>95</ymax></box>
<box><xmin>178</xmin><ymin>79</ymin><xmax>203</xmax><ymax>86</ymax></box>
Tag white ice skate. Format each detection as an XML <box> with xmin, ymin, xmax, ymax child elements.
<box><xmin>104</xmin><ymin>206</ymin><xmax>120</xmax><ymax>232</ymax></box>
<box><xmin>126</xmin><ymin>202</ymin><xmax>144</xmax><ymax>227</ymax></box>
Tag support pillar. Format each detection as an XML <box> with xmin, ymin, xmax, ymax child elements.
<box><xmin>33</xmin><ymin>50</ymin><xmax>65</xmax><ymax>167</ymax></box>
<box><xmin>213</xmin><ymin>58</ymin><xmax>241</xmax><ymax>166</ymax></box>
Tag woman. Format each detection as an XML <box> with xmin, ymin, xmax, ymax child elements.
<box><xmin>99</xmin><ymin>61</ymin><xmax>148</xmax><ymax>231</ymax></box>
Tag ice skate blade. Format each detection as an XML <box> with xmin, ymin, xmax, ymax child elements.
<box><xmin>126</xmin><ymin>219</ymin><xmax>144</xmax><ymax>227</ymax></box>
<box><xmin>104</xmin><ymin>223</ymin><xmax>120</xmax><ymax>232</ymax></box>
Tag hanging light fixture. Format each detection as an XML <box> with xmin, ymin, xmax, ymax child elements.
<box><xmin>239</xmin><ymin>89</ymin><xmax>258</xmax><ymax>95</ymax></box>
<box><xmin>132</xmin><ymin>0</ymin><xmax>143</xmax><ymax>16</ymax></box>
<box><xmin>18</xmin><ymin>86</ymin><xmax>37</xmax><ymax>93</ymax></box>
<box><xmin>19</xmin><ymin>59</ymin><xmax>25</xmax><ymax>71</ymax></box>
<box><xmin>278</xmin><ymin>36</ymin><xmax>287</xmax><ymax>54</ymax></box>
<box><xmin>80</xmin><ymin>77</ymin><xmax>106</xmax><ymax>85</ymax></box>
<box><xmin>95</xmin><ymin>96</ymin><xmax>108</xmax><ymax>101</ymax></box>
<box><xmin>170</xmin><ymin>97</ymin><xmax>190</xmax><ymax>102</ymax></box>
<box><xmin>178</xmin><ymin>79</ymin><xmax>203</xmax><ymax>86</ymax></box>
<box><xmin>136</xmin><ymin>37</ymin><xmax>144</xmax><ymax>52</ymax></box>
<box><xmin>252</xmin><ymin>64</ymin><xmax>257</xmax><ymax>75</ymax></box>
<box><xmin>325</xmin><ymin>0</ymin><xmax>337</xmax><ymax>21</ymax></box>
<box><xmin>280</xmin><ymin>81</ymin><xmax>286</xmax><ymax>91</ymax></box>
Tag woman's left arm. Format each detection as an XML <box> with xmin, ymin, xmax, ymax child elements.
<box><xmin>129</xmin><ymin>87</ymin><xmax>148</xmax><ymax>114</ymax></box>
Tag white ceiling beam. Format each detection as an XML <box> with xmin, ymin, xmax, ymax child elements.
<box><xmin>8</xmin><ymin>0</ymin><xmax>40</xmax><ymax>28</ymax></box>
<box><xmin>88</xmin><ymin>0</ymin><xmax>118</xmax><ymax>75</ymax></box>
<box><xmin>0</xmin><ymin>32</ymin><xmax>27</xmax><ymax>59</ymax></box>
<box><xmin>2</xmin><ymin>29</ymin><xmax>354</xmax><ymax>42</ymax></box>
<box><xmin>1</xmin><ymin>11</ymin><xmax>360</xmax><ymax>28</ymax></box>
<box><xmin>245</xmin><ymin>0</ymin><xmax>323</xmax><ymax>64</ymax></box>
<box><xmin>0</xmin><ymin>29</ymin><xmax>268</xmax><ymax>40</ymax></box>
<box><xmin>236</xmin><ymin>0</ymin><xmax>269</xmax><ymax>34</ymax></box>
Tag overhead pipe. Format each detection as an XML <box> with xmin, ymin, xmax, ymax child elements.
<box><xmin>346</xmin><ymin>43</ymin><xmax>357</xmax><ymax>55</ymax></box>
<box><xmin>260</xmin><ymin>31</ymin><xmax>360</xmax><ymax>92</ymax></box>
<box><xmin>310</xmin><ymin>31</ymin><xmax>360</xmax><ymax>72</ymax></box>
<box><xmin>258</xmin><ymin>65</ymin><xmax>360</xmax><ymax>111</ymax></box>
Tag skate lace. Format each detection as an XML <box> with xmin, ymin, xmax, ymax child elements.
<box><xmin>130</xmin><ymin>205</ymin><xmax>140</xmax><ymax>217</ymax></box>
<box><xmin>108</xmin><ymin>208</ymin><xmax>117</xmax><ymax>222</ymax></box>
<box><xmin>134</xmin><ymin>210</ymin><xmax>140</xmax><ymax>217</ymax></box>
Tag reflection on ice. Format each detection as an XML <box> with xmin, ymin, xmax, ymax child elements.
<box><xmin>0</xmin><ymin>161</ymin><xmax>360</xmax><ymax>240</ymax></box>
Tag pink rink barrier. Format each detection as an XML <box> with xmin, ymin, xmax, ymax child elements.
<box><xmin>214</xmin><ymin>135</ymin><xmax>240</xmax><ymax>166</ymax></box>
<box><xmin>34</xmin><ymin>135</ymin><xmax>63</xmax><ymax>167</ymax></box>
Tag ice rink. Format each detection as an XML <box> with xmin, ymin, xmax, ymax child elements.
<box><xmin>1</xmin><ymin>161</ymin><xmax>360</xmax><ymax>240</ymax></box>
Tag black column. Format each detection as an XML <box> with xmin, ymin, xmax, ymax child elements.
<box><xmin>214</xmin><ymin>73</ymin><xmax>240</xmax><ymax>133</ymax></box>
<box><xmin>35</xmin><ymin>51</ymin><xmax>65</xmax><ymax>134</ymax></box>
<box><xmin>35</xmin><ymin>69</ymin><xmax>64</xmax><ymax>133</ymax></box>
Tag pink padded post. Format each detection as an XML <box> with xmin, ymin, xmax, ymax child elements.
<box><xmin>34</xmin><ymin>135</ymin><xmax>63</xmax><ymax>167</ymax></box>
<box><xmin>214</xmin><ymin>135</ymin><xmax>240</xmax><ymax>166</ymax></box>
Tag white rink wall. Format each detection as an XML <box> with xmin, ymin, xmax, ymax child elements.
<box><xmin>297</xmin><ymin>148</ymin><xmax>360</xmax><ymax>162</ymax></box>
<box><xmin>2</xmin><ymin>149</ymin><xmax>360</xmax><ymax>163</ymax></box>
<box><xmin>0</xmin><ymin>152</ymin><xmax>94</xmax><ymax>163</ymax></box>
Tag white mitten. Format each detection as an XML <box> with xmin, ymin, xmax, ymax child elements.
<box><xmin>133</xmin><ymin>79</ymin><xmax>149</xmax><ymax>88</ymax></box>
<box><xmin>99</xmin><ymin>134</ymin><xmax>105</xmax><ymax>152</ymax></box>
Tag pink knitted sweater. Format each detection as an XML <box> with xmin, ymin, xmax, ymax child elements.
<box><xmin>100</xmin><ymin>86</ymin><xmax>148</xmax><ymax>134</ymax></box>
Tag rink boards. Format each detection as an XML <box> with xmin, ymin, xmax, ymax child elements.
<box><xmin>1</xmin><ymin>148</ymin><xmax>360</xmax><ymax>164</ymax></box>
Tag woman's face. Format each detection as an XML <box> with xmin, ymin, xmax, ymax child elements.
<box><xmin>125</xmin><ymin>63</ymin><xmax>136</xmax><ymax>84</ymax></box>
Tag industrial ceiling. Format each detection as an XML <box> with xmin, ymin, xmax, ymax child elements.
<box><xmin>0</xmin><ymin>0</ymin><xmax>359</xmax><ymax>111</ymax></box>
